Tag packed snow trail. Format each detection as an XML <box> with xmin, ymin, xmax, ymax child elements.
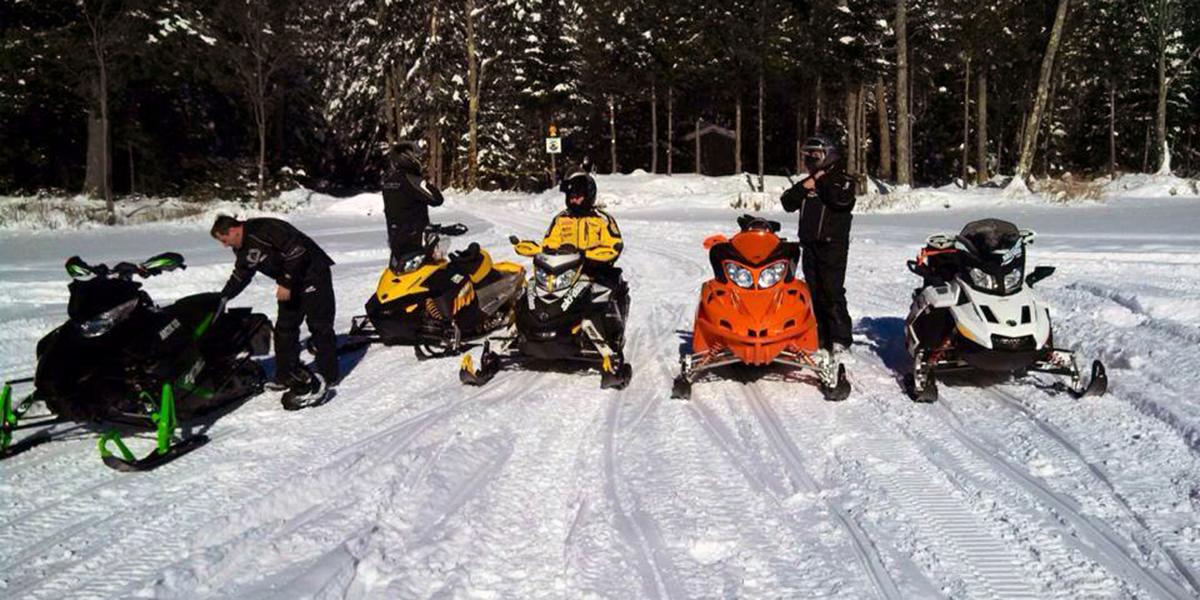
<box><xmin>2</xmin><ymin>177</ymin><xmax>1200</xmax><ymax>598</ymax></box>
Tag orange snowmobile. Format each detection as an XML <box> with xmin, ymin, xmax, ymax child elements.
<box><xmin>671</xmin><ymin>215</ymin><xmax>850</xmax><ymax>401</ymax></box>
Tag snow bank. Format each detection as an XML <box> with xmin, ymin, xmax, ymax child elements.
<box><xmin>0</xmin><ymin>187</ymin><xmax>334</xmax><ymax>231</ymax></box>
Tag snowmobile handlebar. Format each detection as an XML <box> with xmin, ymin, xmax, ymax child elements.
<box><xmin>429</xmin><ymin>223</ymin><xmax>468</xmax><ymax>236</ymax></box>
<box><xmin>65</xmin><ymin>252</ymin><xmax>186</xmax><ymax>281</ymax></box>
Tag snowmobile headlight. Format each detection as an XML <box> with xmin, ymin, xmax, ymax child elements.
<box><xmin>401</xmin><ymin>254</ymin><xmax>424</xmax><ymax>273</ymax></box>
<box><xmin>78</xmin><ymin>298</ymin><xmax>139</xmax><ymax>338</ymax></box>
<box><xmin>1003</xmin><ymin>267</ymin><xmax>1023</xmax><ymax>292</ymax></box>
<box><xmin>535</xmin><ymin>267</ymin><xmax>551</xmax><ymax>291</ymax></box>
<box><xmin>724</xmin><ymin>262</ymin><xmax>754</xmax><ymax>289</ymax></box>
<box><xmin>969</xmin><ymin>267</ymin><xmax>998</xmax><ymax>292</ymax></box>
<box><xmin>757</xmin><ymin>262</ymin><xmax>788</xmax><ymax>289</ymax></box>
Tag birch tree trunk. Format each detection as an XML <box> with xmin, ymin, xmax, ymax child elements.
<box><xmin>1015</xmin><ymin>0</ymin><xmax>1070</xmax><ymax>182</ymax></box>
<box><xmin>1155</xmin><ymin>44</ymin><xmax>1169</xmax><ymax>172</ymax></box>
<box><xmin>465</xmin><ymin>0</ymin><xmax>480</xmax><ymax>190</ymax></box>
<box><xmin>795</xmin><ymin>101</ymin><xmax>804</xmax><ymax>174</ymax></box>
<box><xmin>695</xmin><ymin>118</ymin><xmax>702</xmax><ymax>174</ymax></box>
<box><xmin>976</xmin><ymin>67</ymin><xmax>988</xmax><ymax>182</ymax></box>
<box><xmin>875</xmin><ymin>78</ymin><xmax>892</xmax><ymax>180</ymax></box>
<box><xmin>845</xmin><ymin>84</ymin><xmax>859</xmax><ymax>185</ymax></box>
<box><xmin>757</xmin><ymin>72</ymin><xmax>765</xmax><ymax>191</ymax></box>
<box><xmin>895</xmin><ymin>0</ymin><xmax>911</xmax><ymax>186</ymax></box>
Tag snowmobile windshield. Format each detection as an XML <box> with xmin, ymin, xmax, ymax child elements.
<box><xmin>954</xmin><ymin>237</ymin><xmax>1026</xmax><ymax>296</ymax></box>
<box><xmin>533</xmin><ymin>251</ymin><xmax>583</xmax><ymax>294</ymax></box>
<box><xmin>66</xmin><ymin>278</ymin><xmax>145</xmax><ymax>337</ymax></box>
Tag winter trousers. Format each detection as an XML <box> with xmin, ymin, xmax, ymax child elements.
<box><xmin>801</xmin><ymin>239</ymin><xmax>853</xmax><ymax>350</ymax></box>
<box><xmin>275</xmin><ymin>265</ymin><xmax>339</xmax><ymax>384</ymax></box>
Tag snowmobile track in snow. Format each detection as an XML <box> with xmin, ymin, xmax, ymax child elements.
<box><xmin>925</xmin><ymin>394</ymin><xmax>1195</xmax><ymax>599</ymax></box>
<box><xmin>980</xmin><ymin>386</ymin><xmax>1200</xmax><ymax>595</ymax></box>
<box><xmin>741</xmin><ymin>384</ymin><xmax>903</xmax><ymax>599</ymax></box>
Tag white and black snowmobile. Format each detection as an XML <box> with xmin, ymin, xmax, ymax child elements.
<box><xmin>903</xmin><ymin>218</ymin><xmax>1107</xmax><ymax>402</ymax></box>
<box><xmin>459</xmin><ymin>238</ymin><xmax>632</xmax><ymax>389</ymax></box>
<box><xmin>2</xmin><ymin>253</ymin><xmax>272</xmax><ymax>470</ymax></box>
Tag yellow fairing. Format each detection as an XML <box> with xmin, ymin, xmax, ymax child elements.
<box><xmin>375</xmin><ymin>260</ymin><xmax>446</xmax><ymax>304</ymax></box>
<box><xmin>514</xmin><ymin>241</ymin><xmax>542</xmax><ymax>257</ymax></box>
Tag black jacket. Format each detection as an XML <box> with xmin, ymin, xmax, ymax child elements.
<box><xmin>382</xmin><ymin>168</ymin><xmax>444</xmax><ymax>250</ymax></box>
<box><xmin>781</xmin><ymin>166</ymin><xmax>856</xmax><ymax>243</ymax></box>
<box><xmin>220</xmin><ymin>218</ymin><xmax>334</xmax><ymax>299</ymax></box>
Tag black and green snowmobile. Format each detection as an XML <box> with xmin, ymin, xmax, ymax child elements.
<box><xmin>1</xmin><ymin>253</ymin><xmax>272</xmax><ymax>471</ymax></box>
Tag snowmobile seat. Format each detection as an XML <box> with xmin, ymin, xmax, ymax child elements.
<box><xmin>451</xmin><ymin>243</ymin><xmax>501</xmax><ymax>286</ymax></box>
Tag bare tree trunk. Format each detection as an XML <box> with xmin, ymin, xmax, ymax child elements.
<box><xmin>976</xmin><ymin>67</ymin><xmax>988</xmax><ymax>182</ymax></box>
<box><xmin>1156</xmin><ymin>43</ymin><xmax>1169</xmax><ymax>172</ymax></box>
<box><xmin>757</xmin><ymin>72</ymin><xmax>765</xmax><ymax>191</ymax></box>
<box><xmin>667</xmin><ymin>87</ymin><xmax>674</xmax><ymax>176</ymax></box>
<box><xmin>858</xmin><ymin>85</ymin><xmax>867</xmax><ymax>191</ymax></box>
<box><xmin>85</xmin><ymin>103</ymin><xmax>105</xmax><ymax>198</ymax></box>
<box><xmin>695</xmin><ymin>117</ymin><xmax>702</xmax><ymax>174</ymax></box>
<box><xmin>651</xmin><ymin>83</ymin><xmax>658</xmax><ymax>173</ymax></box>
<box><xmin>384</xmin><ymin>67</ymin><xmax>398</xmax><ymax>148</ymax></box>
<box><xmin>609</xmin><ymin>96</ymin><xmax>618</xmax><ymax>174</ymax></box>
<box><xmin>1143</xmin><ymin>122</ymin><xmax>1152</xmax><ymax>172</ymax></box>
<box><xmin>814</xmin><ymin>75</ymin><xmax>823</xmax><ymax>132</ymax></box>
<box><xmin>735</xmin><ymin>97</ymin><xmax>743</xmax><ymax>174</ymax></box>
<box><xmin>875</xmin><ymin>78</ymin><xmax>892</xmax><ymax>180</ymax></box>
<box><xmin>895</xmin><ymin>0</ymin><xmax>911</xmax><ymax>186</ymax></box>
<box><xmin>1109</xmin><ymin>78</ymin><xmax>1117</xmax><ymax>177</ymax></box>
<box><xmin>128</xmin><ymin>142</ymin><xmax>134</xmax><ymax>195</ymax></box>
<box><xmin>962</xmin><ymin>56</ymin><xmax>970</xmax><ymax>185</ymax></box>
<box><xmin>795</xmin><ymin>100</ymin><xmax>804</xmax><ymax>174</ymax></box>
<box><xmin>845</xmin><ymin>84</ymin><xmax>859</xmax><ymax>185</ymax></box>
<box><xmin>465</xmin><ymin>0</ymin><xmax>479</xmax><ymax>190</ymax></box>
<box><xmin>1015</xmin><ymin>0</ymin><xmax>1070</xmax><ymax>182</ymax></box>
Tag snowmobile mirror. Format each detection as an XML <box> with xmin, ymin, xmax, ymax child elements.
<box><xmin>514</xmin><ymin>240</ymin><xmax>542</xmax><ymax>257</ymax></box>
<box><xmin>1025</xmin><ymin>266</ymin><xmax>1055</xmax><ymax>286</ymax></box>
<box><xmin>65</xmin><ymin>256</ymin><xmax>95</xmax><ymax>280</ymax></box>
<box><xmin>508</xmin><ymin>235</ymin><xmax>521</xmax><ymax>245</ymax></box>
<box><xmin>906</xmin><ymin>260</ymin><xmax>928</xmax><ymax>277</ymax></box>
<box><xmin>703</xmin><ymin>235</ymin><xmax>729</xmax><ymax>249</ymax></box>
<box><xmin>1019</xmin><ymin>229</ymin><xmax>1037</xmax><ymax>245</ymax></box>
<box><xmin>140</xmin><ymin>252</ymin><xmax>185</xmax><ymax>275</ymax></box>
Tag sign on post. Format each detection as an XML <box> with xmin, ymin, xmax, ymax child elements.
<box><xmin>546</xmin><ymin>137</ymin><xmax>562</xmax><ymax>154</ymax></box>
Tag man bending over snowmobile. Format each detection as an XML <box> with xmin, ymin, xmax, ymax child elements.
<box><xmin>542</xmin><ymin>160</ymin><xmax>626</xmax><ymax>297</ymax></box>
<box><xmin>780</xmin><ymin>135</ymin><xmax>856</xmax><ymax>358</ymax></box>
<box><xmin>212</xmin><ymin>215</ymin><xmax>337</xmax><ymax>409</ymax></box>
<box><xmin>382</xmin><ymin>141</ymin><xmax>444</xmax><ymax>262</ymax></box>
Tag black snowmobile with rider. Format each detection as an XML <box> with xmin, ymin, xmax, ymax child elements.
<box><xmin>460</xmin><ymin>160</ymin><xmax>633</xmax><ymax>389</ymax></box>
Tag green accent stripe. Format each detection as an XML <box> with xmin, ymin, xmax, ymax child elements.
<box><xmin>193</xmin><ymin>312</ymin><xmax>215</xmax><ymax>340</ymax></box>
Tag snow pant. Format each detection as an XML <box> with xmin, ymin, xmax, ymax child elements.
<box><xmin>801</xmin><ymin>239</ymin><xmax>852</xmax><ymax>350</ymax></box>
<box><xmin>275</xmin><ymin>265</ymin><xmax>339</xmax><ymax>384</ymax></box>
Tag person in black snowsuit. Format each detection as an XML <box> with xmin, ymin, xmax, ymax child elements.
<box><xmin>381</xmin><ymin>141</ymin><xmax>443</xmax><ymax>261</ymax></box>
<box><xmin>212</xmin><ymin>215</ymin><xmax>338</xmax><ymax>404</ymax></box>
<box><xmin>781</xmin><ymin>135</ymin><xmax>856</xmax><ymax>353</ymax></box>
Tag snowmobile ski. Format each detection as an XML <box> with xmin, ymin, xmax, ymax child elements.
<box><xmin>97</xmin><ymin>383</ymin><xmax>206</xmax><ymax>472</ymax></box>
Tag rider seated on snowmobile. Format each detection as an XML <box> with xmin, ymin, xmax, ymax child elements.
<box><xmin>540</xmin><ymin>161</ymin><xmax>626</xmax><ymax>296</ymax></box>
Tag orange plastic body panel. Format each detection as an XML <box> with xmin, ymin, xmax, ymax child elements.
<box><xmin>690</xmin><ymin>230</ymin><xmax>819</xmax><ymax>365</ymax></box>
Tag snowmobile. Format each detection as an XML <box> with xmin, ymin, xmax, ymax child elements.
<box><xmin>671</xmin><ymin>215</ymin><xmax>850</xmax><ymax>401</ymax></box>
<box><xmin>459</xmin><ymin>236</ymin><xmax>632</xmax><ymax>389</ymax></box>
<box><xmin>903</xmin><ymin>218</ymin><xmax>1108</xmax><ymax>402</ymax></box>
<box><xmin>348</xmin><ymin>223</ymin><xmax>526</xmax><ymax>358</ymax></box>
<box><xmin>1</xmin><ymin>253</ymin><xmax>272</xmax><ymax>471</ymax></box>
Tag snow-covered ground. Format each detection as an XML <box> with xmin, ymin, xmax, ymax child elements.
<box><xmin>2</xmin><ymin>174</ymin><xmax>1200</xmax><ymax>599</ymax></box>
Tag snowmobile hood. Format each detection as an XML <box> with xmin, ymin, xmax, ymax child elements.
<box><xmin>730</xmin><ymin>230</ymin><xmax>781</xmax><ymax>265</ymax></box>
<box><xmin>374</xmin><ymin>260</ymin><xmax>447</xmax><ymax>303</ymax></box>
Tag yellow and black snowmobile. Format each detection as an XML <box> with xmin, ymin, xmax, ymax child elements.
<box><xmin>349</xmin><ymin>224</ymin><xmax>526</xmax><ymax>358</ymax></box>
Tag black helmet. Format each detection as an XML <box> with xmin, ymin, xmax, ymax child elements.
<box><xmin>390</xmin><ymin>140</ymin><xmax>422</xmax><ymax>175</ymax></box>
<box><xmin>801</xmin><ymin>135</ymin><xmax>839</xmax><ymax>172</ymax></box>
<box><xmin>560</xmin><ymin>171</ymin><xmax>597</xmax><ymax>211</ymax></box>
